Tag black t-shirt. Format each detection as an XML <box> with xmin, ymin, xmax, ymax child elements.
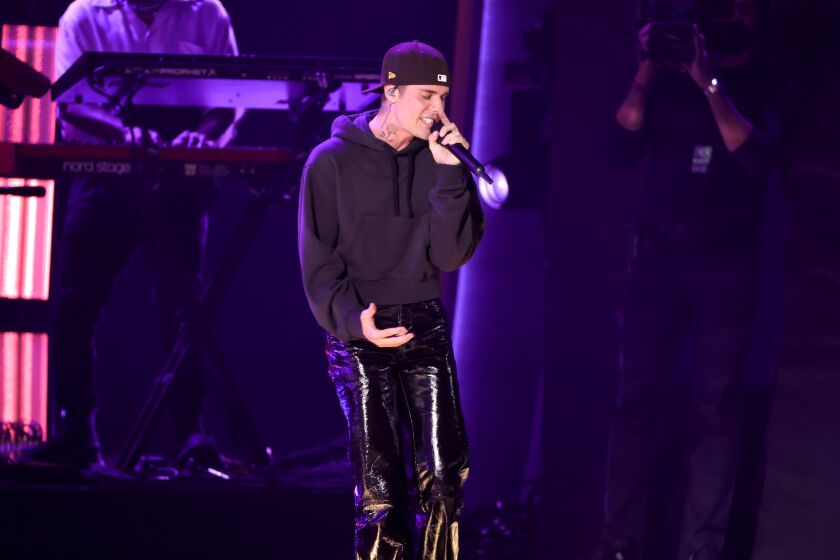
<box><xmin>607</xmin><ymin>61</ymin><xmax>778</xmax><ymax>253</ymax></box>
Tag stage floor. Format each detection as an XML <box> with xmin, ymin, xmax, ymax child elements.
<box><xmin>0</xmin><ymin>440</ymin><xmax>536</xmax><ymax>559</ymax></box>
<box><xmin>0</xmin><ymin>461</ymin><xmax>353</xmax><ymax>560</ymax></box>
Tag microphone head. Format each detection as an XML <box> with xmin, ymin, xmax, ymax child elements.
<box><xmin>427</xmin><ymin>119</ymin><xmax>493</xmax><ymax>184</ymax></box>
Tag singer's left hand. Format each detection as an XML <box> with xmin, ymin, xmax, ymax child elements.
<box><xmin>429</xmin><ymin>112</ymin><xmax>470</xmax><ymax>166</ymax></box>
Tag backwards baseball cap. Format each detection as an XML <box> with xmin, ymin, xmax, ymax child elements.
<box><xmin>362</xmin><ymin>41</ymin><xmax>451</xmax><ymax>94</ymax></box>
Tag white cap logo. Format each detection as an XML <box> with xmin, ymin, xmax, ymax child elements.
<box><xmin>437</xmin><ymin>74</ymin><xmax>448</xmax><ymax>83</ymax></box>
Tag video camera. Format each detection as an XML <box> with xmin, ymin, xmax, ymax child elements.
<box><xmin>641</xmin><ymin>0</ymin><xmax>735</xmax><ymax>66</ymax></box>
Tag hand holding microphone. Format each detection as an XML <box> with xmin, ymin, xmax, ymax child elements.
<box><xmin>428</xmin><ymin>112</ymin><xmax>493</xmax><ymax>184</ymax></box>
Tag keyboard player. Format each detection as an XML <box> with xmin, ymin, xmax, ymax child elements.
<box><xmin>24</xmin><ymin>0</ymin><xmax>239</xmax><ymax>469</ymax></box>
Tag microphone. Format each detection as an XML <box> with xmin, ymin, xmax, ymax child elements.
<box><xmin>430</xmin><ymin>120</ymin><xmax>493</xmax><ymax>184</ymax></box>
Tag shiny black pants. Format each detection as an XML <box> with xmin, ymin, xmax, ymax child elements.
<box><xmin>327</xmin><ymin>299</ymin><xmax>469</xmax><ymax>560</ymax></box>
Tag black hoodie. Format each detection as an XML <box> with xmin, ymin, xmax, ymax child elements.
<box><xmin>298</xmin><ymin>110</ymin><xmax>485</xmax><ymax>341</ymax></box>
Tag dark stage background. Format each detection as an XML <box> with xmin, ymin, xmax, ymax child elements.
<box><xmin>6</xmin><ymin>1</ymin><xmax>840</xmax><ymax>559</ymax></box>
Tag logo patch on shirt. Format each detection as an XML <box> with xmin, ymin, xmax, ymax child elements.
<box><xmin>692</xmin><ymin>145</ymin><xmax>713</xmax><ymax>174</ymax></box>
<box><xmin>437</xmin><ymin>74</ymin><xmax>448</xmax><ymax>83</ymax></box>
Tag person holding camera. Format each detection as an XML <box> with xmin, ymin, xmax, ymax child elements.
<box><xmin>593</xmin><ymin>1</ymin><xmax>778</xmax><ymax>559</ymax></box>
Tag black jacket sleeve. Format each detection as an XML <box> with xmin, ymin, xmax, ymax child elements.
<box><xmin>428</xmin><ymin>163</ymin><xmax>485</xmax><ymax>272</ymax></box>
<box><xmin>297</xmin><ymin>155</ymin><xmax>365</xmax><ymax>341</ymax></box>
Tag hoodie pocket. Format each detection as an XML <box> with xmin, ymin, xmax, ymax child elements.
<box><xmin>344</xmin><ymin>215</ymin><xmax>431</xmax><ymax>280</ymax></box>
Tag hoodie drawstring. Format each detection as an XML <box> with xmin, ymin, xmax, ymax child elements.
<box><xmin>391</xmin><ymin>152</ymin><xmax>418</xmax><ymax>218</ymax></box>
<box><xmin>391</xmin><ymin>155</ymin><xmax>400</xmax><ymax>217</ymax></box>
<box><xmin>407</xmin><ymin>152</ymin><xmax>416</xmax><ymax>218</ymax></box>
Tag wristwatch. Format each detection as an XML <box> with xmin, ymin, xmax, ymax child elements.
<box><xmin>704</xmin><ymin>77</ymin><xmax>720</xmax><ymax>97</ymax></box>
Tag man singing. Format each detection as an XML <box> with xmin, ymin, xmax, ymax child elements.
<box><xmin>298</xmin><ymin>41</ymin><xmax>484</xmax><ymax>560</ymax></box>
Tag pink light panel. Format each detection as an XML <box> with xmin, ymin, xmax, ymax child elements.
<box><xmin>0</xmin><ymin>25</ymin><xmax>59</xmax><ymax>436</ymax></box>
<box><xmin>0</xmin><ymin>24</ymin><xmax>58</xmax><ymax>301</ymax></box>
<box><xmin>0</xmin><ymin>332</ymin><xmax>48</xmax><ymax>426</ymax></box>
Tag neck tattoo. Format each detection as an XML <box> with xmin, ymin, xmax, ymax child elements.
<box><xmin>378</xmin><ymin>104</ymin><xmax>392</xmax><ymax>139</ymax></box>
